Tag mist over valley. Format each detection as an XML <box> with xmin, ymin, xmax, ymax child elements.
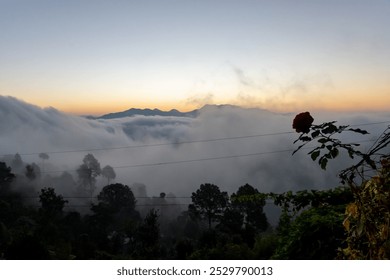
<box><xmin>1</xmin><ymin>96</ymin><xmax>389</xmax><ymax>219</ymax></box>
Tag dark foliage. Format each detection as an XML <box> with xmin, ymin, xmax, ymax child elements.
<box><xmin>189</xmin><ymin>183</ymin><xmax>229</xmax><ymax>229</ymax></box>
<box><xmin>1</xmin><ymin>151</ymin><xmax>380</xmax><ymax>260</ymax></box>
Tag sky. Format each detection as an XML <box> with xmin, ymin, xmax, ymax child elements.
<box><xmin>1</xmin><ymin>0</ymin><xmax>390</xmax><ymax>115</ymax></box>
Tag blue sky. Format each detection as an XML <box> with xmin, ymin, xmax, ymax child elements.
<box><xmin>1</xmin><ymin>0</ymin><xmax>389</xmax><ymax>114</ymax></box>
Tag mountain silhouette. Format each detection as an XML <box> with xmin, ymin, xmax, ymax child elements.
<box><xmin>92</xmin><ymin>104</ymin><xmax>272</xmax><ymax>120</ymax></box>
<box><xmin>94</xmin><ymin>108</ymin><xmax>199</xmax><ymax>119</ymax></box>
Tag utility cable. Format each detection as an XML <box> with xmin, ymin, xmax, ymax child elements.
<box><xmin>3</xmin><ymin>120</ymin><xmax>388</xmax><ymax>157</ymax></box>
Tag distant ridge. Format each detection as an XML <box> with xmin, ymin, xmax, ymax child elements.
<box><xmin>94</xmin><ymin>108</ymin><xmax>199</xmax><ymax>119</ymax></box>
<box><xmin>90</xmin><ymin>104</ymin><xmax>273</xmax><ymax>120</ymax></box>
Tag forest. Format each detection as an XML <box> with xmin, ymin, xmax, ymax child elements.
<box><xmin>0</xmin><ymin>113</ymin><xmax>389</xmax><ymax>260</ymax></box>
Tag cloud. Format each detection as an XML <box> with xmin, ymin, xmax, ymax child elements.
<box><xmin>0</xmin><ymin>96</ymin><xmax>131</xmax><ymax>155</ymax></box>
<box><xmin>1</xmin><ymin>95</ymin><xmax>389</xmax><ymax>222</ymax></box>
<box><xmin>228</xmin><ymin>65</ymin><xmax>335</xmax><ymax>111</ymax></box>
<box><xmin>186</xmin><ymin>92</ymin><xmax>215</xmax><ymax>107</ymax></box>
<box><xmin>232</xmin><ymin>65</ymin><xmax>256</xmax><ymax>88</ymax></box>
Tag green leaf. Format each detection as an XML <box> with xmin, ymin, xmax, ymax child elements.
<box><xmin>331</xmin><ymin>148</ymin><xmax>339</xmax><ymax>158</ymax></box>
<box><xmin>311</xmin><ymin>150</ymin><xmax>321</xmax><ymax>161</ymax></box>
<box><xmin>337</xmin><ymin>125</ymin><xmax>349</xmax><ymax>132</ymax></box>
<box><xmin>311</xmin><ymin>130</ymin><xmax>320</xmax><ymax>138</ymax></box>
<box><xmin>348</xmin><ymin>128</ymin><xmax>369</xmax><ymax>135</ymax></box>
<box><xmin>321</xmin><ymin>124</ymin><xmax>338</xmax><ymax>134</ymax></box>
<box><xmin>300</xmin><ymin>136</ymin><xmax>312</xmax><ymax>142</ymax></box>
<box><xmin>320</xmin><ymin>158</ymin><xmax>328</xmax><ymax>170</ymax></box>
<box><xmin>318</xmin><ymin>138</ymin><xmax>329</xmax><ymax>144</ymax></box>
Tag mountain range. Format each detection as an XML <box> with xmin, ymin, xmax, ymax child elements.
<box><xmin>89</xmin><ymin>104</ymin><xmax>274</xmax><ymax>119</ymax></box>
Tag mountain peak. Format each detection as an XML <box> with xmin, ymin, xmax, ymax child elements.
<box><xmin>95</xmin><ymin>107</ymin><xmax>198</xmax><ymax>119</ymax></box>
<box><xmin>92</xmin><ymin>104</ymin><xmax>274</xmax><ymax>120</ymax></box>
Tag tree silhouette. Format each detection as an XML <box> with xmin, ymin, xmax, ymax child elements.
<box><xmin>76</xmin><ymin>154</ymin><xmax>101</xmax><ymax>197</ymax></box>
<box><xmin>272</xmin><ymin>206</ymin><xmax>345</xmax><ymax>259</ymax></box>
<box><xmin>0</xmin><ymin>163</ymin><xmax>22</xmax><ymax>226</ymax></box>
<box><xmin>0</xmin><ymin>162</ymin><xmax>17</xmax><ymax>205</ymax></box>
<box><xmin>90</xmin><ymin>183</ymin><xmax>140</xmax><ymax>243</ymax></box>
<box><xmin>0</xmin><ymin>162</ymin><xmax>15</xmax><ymax>189</ymax></box>
<box><xmin>135</xmin><ymin>209</ymin><xmax>160</xmax><ymax>258</ymax></box>
<box><xmin>189</xmin><ymin>183</ymin><xmax>229</xmax><ymax>229</ymax></box>
<box><xmin>25</xmin><ymin>163</ymin><xmax>41</xmax><ymax>181</ymax></box>
<box><xmin>101</xmin><ymin>165</ymin><xmax>116</xmax><ymax>185</ymax></box>
<box><xmin>96</xmin><ymin>183</ymin><xmax>136</xmax><ymax>212</ymax></box>
<box><xmin>10</xmin><ymin>153</ymin><xmax>23</xmax><ymax>173</ymax></box>
<box><xmin>231</xmin><ymin>184</ymin><xmax>268</xmax><ymax>232</ymax></box>
<box><xmin>218</xmin><ymin>207</ymin><xmax>244</xmax><ymax>234</ymax></box>
<box><xmin>39</xmin><ymin>187</ymin><xmax>68</xmax><ymax>219</ymax></box>
<box><xmin>39</xmin><ymin>153</ymin><xmax>49</xmax><ymax>173</ymax></box>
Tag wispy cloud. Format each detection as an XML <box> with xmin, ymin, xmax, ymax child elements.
<box><xmin>186</xmin><ymin>92</ymin><xmax>215</xmax><ymax>107</ymax></box>
<box><xmin>1</xmin><ymin>95</ymin><xmax>388</xmax><ymax>202</ymax></box>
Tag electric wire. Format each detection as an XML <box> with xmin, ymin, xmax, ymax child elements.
<box><xmin>2</xmin><ymin>120</ymin><xmax>389</xmax><ymax>157</ymax></box>
<box><xmin>0</xmin><ymin>121</ymin><xmax>387</xmax><ymax>174</ymax></box>
<box><xmin>2</xmin><ymin>131</ymin><xmax>295</xmax><ymax>157</ymax></box>
<box><xmin>37</xmin><ymin>139</ymin><xmax>376</xmax><ymax>174</ymax></box>
<box><xmin>2</xmin><ymin>121</ymin><xmax>388</xmax><ymax>210</ymax></box>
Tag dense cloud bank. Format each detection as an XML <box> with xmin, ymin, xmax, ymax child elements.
<box><xmin>1</xmin><ymin>95</ymin><xmax>389</xmax><ymax>200</ymax></box>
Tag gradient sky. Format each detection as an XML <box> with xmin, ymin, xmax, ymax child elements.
<box><xmin>1</xmin><ymin>0</ymin><xmax>390</xmax><ymax>114</ymax></box>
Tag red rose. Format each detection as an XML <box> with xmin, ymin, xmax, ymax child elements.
<box><xmin>293</xmin><ymin>112</ymin><xmax>314</xmax><ymax>133</ymax></box>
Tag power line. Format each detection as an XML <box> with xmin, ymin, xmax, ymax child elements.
<box><xmin>0</xmin><ymin>195</ymin><xmax>279</xmax><ymax>205</ymax></box>
<box><xmin>21</xmin><ymin>202</ymin><xmax>278</xmax><ymax>208</ymax></box>
<box><xmin>10</xmin><ymin>196</ymin><xmax>192</xmax><ymax>199</ymax></box>
<box><xmin>24</xmin><ymin>203</ymin><xmax>193</xmax><ymax>208</ymax></box>
<box><xmin>1</xmin><ymin>121</ymin><xmax>387</xmax><ymax>175</ymax></box>
<box><xmin>3</xmin><ymin>120</ymin><xmax>389</xmax><ymax>157</ymax></box>
<box><xmin>4</xmin><ymin>131</ymin><xmax>295</xmax><ymax>157</ymax></box>
<box><xmin>38</xmin><ymin>139</ymin><xmax>376</xmax><ymax>174</ymax></box>
<box><xmin>39</xmin><ymin>148</ymin><xmax>296</xmax><ymax>174</ymax></box>
<box><xmin>65</xmin><ymin>202</ymin><xmax>276</xmax><ymax>207</ymax></box>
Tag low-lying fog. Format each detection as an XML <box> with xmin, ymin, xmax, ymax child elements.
<box><xmin>1</xmin><ymin>95</ymin><xmax>389</xmax><ymax>222</ymax></box>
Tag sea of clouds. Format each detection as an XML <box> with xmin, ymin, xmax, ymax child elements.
<box><xmin>1</xmin><ymin>95</ymin><xmax>389</xmax><ymax>213</ymax></box>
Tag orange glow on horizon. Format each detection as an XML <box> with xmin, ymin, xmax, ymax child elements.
<box><xmin>5</xmin><ymin>88</ymin><xmax>390</xmax><ymax>116</ymax></box>
<box><xmin>312</xmin><ymin>91</ymin><xmax>390</xmax><ymax>112</ymax></box>
<box><xmin>59</xmin><ymin>100</ymin><xmax>198</xmax><ymax>116</ymax></box>
<box><xmin>61</xmin><ymin>95</ymin><xmax>390</xmax><ymax>116</ymax></box>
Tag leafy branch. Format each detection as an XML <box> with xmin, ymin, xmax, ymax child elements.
<box><xmin>293</xmin><ymin>120</ymin><xmax>369</xmax><ymax>171</ymax></box>
<box><xmin>292</xmin><ymin>112</ymin><xmax>390</xmax><ymax>259</ymax></box>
